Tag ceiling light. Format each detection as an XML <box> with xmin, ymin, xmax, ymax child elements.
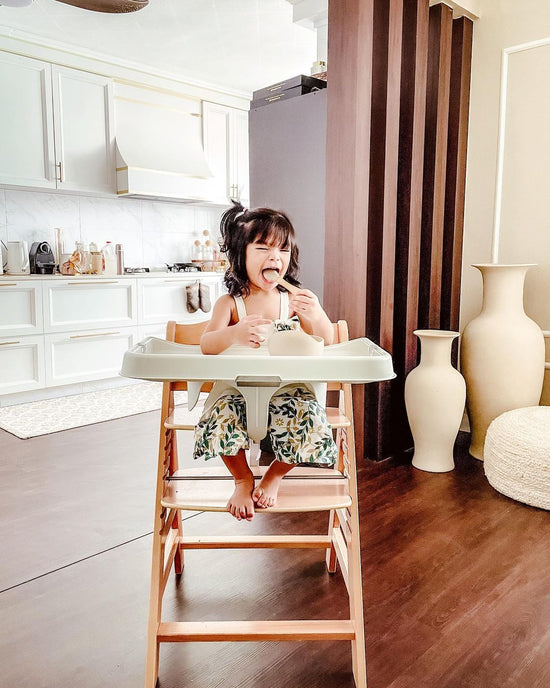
<box><xmin>55</xmin><ymin>0</ymin><xmax>148</xmax><ymax>12</ymax></box>
<box><xmin>0</xmin><ymin>0</ymin><xmax>33</xmax><ymax>7</ymax></box>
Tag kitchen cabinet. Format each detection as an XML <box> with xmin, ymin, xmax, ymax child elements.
<box><xmin>0</xmin><ymin>52</ymin><xmax>115</xmax><ymax>194</ymax></box>
<box><xmin>137</xmin><ymin>275</ymin><xmax>220</xmax><ymax>326</ymax></box>
<box><xmin>45</xmin><ymin>328</ymin><xmax>138</xmax><ymax>386</ymax></box>
<box><xmin>203</xmin><ymin>101</ymin><xmax>249</xmax><ymax>206</ymax></box>
<box><xmin>0</xmin><ymin>280</ymin><xmax>43</xmax><ymax>337</ymax></box>
<box><xmin>0</xmin><ymin>273</ymin><xmax>224</xmax><ymax>398</ymax></box>
<box><xmin>43</xmin><ymin>278</ymin><xmax>137</xmax><ymax>333</ymax></box>
<box><xmin>0</xmin><ymin>336</ymin><xmax>45</xmax><ymax>394</ymax></box>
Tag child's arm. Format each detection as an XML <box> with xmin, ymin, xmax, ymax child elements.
<box><xmin>289</xmin><ymin>289</ymin><xmax>334</xmax><ymax>346</ymax></box>
<box><xmin>200</xmin><ymin>295</ymin><xmax>272</xmax><ymax>354</ymax></box>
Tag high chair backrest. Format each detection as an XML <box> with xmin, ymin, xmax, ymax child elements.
<box><xmin>166</xmin><ymin>320</ymin><xmax>212</xmax><ymax>393</ymax></box>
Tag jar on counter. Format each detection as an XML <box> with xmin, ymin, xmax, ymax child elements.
<box><xmin>89</xmin><ymin>242</ymin><xmax>103</xmax><ymax>275</ymax></box>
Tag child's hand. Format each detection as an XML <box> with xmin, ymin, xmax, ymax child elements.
<box><xmin>289</xmin><ymin>289</ymin><xmax>324</xmax><ymax>322</ymax></box>
<box><xmin>234</xmin><ymin>315</ymin><xmax>273</xmax><ymax>348</ymax></box>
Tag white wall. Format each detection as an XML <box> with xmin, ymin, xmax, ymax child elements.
<box><xmin>0</xmin><ymin>189</ymin><xmax>223</xmax><ymax>270</ymax></box>
<box><xmin>461</xmin><ymin>0</ymin><xmax>550</xmax><ymax>403</ymax></box>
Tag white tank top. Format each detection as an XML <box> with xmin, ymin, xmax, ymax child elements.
<box><xmin>233</xmin><ymin>291</ymin><xmax>290</xmax><ymax>321</ymax></box>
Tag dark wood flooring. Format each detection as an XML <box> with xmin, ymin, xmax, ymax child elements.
<box><xmin>1</xmin><ymin>414</ymin><xmax>548</xmax><ymax>688</ymax></box>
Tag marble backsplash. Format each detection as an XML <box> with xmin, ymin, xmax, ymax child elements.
<box><xmin>0</xmin><ymin>188</ymin><xmax>225</xmax><ymax>269</ymax></box>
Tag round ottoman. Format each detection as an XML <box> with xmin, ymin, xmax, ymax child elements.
<box><xmin>484</xmin><ymin>406</ymin><xmax>550</xmax><ymax>510</ymax></box>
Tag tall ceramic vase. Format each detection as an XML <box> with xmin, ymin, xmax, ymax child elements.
<box><xmin>405</xmin><ymin>330</ymin><xmax>466</xmax><ymax>473</ymax></box>
<box><xmin>460</xmin><ymin>264</ymin><xmax>545</xmax><ymax>460</ymax></box>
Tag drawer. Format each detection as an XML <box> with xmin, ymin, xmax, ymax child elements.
<box><xmin>137</xmin><ymin>276</ymin><xmax>219</xmax><ymax>325</ymax></box>
<box><xmin>0</xmin><ymin>335</ymin><xmax>45</xmax><ymax>394</ymax></box>
<box><xmin>0</xmin><ymin>280</ymin><xmax>43</xmax><ymax>337</ymax></box>
<box><xmin>45</xmin><ymin>327</ymin><xmax>137</xmax><ymax>386</ymax></box>
<box><xmin>43</xmin><ymin>278</ymin><xmax>137</xmax><ymax>333</ymax></box>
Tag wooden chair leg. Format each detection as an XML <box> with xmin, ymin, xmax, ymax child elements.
<box><xmin>326</xmin><ymin>509</ymin><xmax>339</xmax><ymax>573</ymax></box>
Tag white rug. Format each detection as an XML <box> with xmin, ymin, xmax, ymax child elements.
<box><xmin>0</xmin><ymin>383</ymin><xmax>203</xmax><ymax>439</ymax></box>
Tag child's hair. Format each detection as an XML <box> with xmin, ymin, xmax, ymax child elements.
<box><xmin>220</xmin><ymin>200</ymin><xmax>300</xmax><ymax>297</ymax></box>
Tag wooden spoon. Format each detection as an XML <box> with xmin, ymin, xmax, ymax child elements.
<box><xmin>263</xmin><ymin>269</ymin><xmax>300</xmax><ymax>294</ymax></box>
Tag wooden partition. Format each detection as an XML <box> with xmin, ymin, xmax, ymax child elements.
<box><xmin>324</xmin><ymin>0</ymin><xmax>473</xmax><ymax>460</ymax></box>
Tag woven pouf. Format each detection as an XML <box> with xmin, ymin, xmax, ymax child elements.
<box><xmin>484</xmin><ymin>406</ymin><xmax>550</xmax><ymax>510</ymax></box>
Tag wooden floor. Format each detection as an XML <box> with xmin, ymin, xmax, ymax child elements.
<box><xmin>1</xmin><ymin>413</ymin><xmax>549</xmax><ymax>688</ymax></box>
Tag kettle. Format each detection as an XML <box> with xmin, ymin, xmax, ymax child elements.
<box><xmin>6</xmin><ymin>241</ymin><xmax>30</xmax><ymax>275</ymax></box>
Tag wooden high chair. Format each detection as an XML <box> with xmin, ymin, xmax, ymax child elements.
<box><xmin>145</xmin><ymin>319</ymin><xmax>366</xmax><ymax>688</ymax></box>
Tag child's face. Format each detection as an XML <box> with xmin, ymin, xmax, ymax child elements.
<box><xmin>245</xmin><ymin>238</ymin><xmax>291</xmax><ymax>291</ymax></box>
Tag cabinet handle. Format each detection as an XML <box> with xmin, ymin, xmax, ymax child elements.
<box><xmin>164</xmin><ymin>278</ymin><xmax>196</xmax><ymax>282</ymax></box>
<box><xmin>56</xmin><ymin>161</ymin><xmax>64</xmax><ymax>182</ymax></box>
<box><xmin>0</xmin><ymin>340</ymin><xmax>20</xmax><ymax>346</ymax></box>
<box><xmin>0</xmin><ymin>283</ymin><xmax>18</xmax><ymax>287</ymax></box>
<box><xmin>67</xmin><ymin>281</ymin><xmax>119</xmax><ymax>285</ymax></box>
<box><xmin>69</xmin><ymin>331</ymin><xmax>120</xmax><ymax>339</ymax></box>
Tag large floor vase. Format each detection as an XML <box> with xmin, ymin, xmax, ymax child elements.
<box><xmin>460</xmin><ymin>264</ymin><xmax>545</xmax><ymax>460</ymax></box>
<box><xmin>405</xmin><ymin>330</ymin><xmax>466</xmax><ymax>473</ymax></box>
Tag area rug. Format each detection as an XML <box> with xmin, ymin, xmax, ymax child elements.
<box><xmin>0</xmin><ymin>382</ymin><xmax>203</xmax><ymax>439</ymax></box>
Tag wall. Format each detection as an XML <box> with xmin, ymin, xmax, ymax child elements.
<box><xmin>461</xmin><ymin>0</ymin><xmax>550</xmax><ymax>402</ymax></box>
<box><xmin>0</xmin><ymin>189</ymin><xmax>223</xmax><ymax>270</ymax></box>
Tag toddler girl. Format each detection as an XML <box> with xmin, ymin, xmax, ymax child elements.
<box><xmin>193</xmin><ymin>201</ymin><xmax>337</xmax><ymax>520</ymax></box>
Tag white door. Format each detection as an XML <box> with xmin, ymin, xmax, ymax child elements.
<box><xmin>0</xmin><ymin>53</ymin><xmax>55</xmax><ymax>188</ymax></box>
<box><xmin>51</xmin><ymin>66</ymin><xmax>115</xmax><ymax>194</ymax></box>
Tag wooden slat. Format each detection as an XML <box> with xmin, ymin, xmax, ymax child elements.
<box><xmin>180</xmin><ymin>535</ymin><xmax>332</xmax><ymax>549</ymax></box>
<box><xmin>326</xmin><ymin>407</ymin><xmax>351</xmax><ymax>428</ymax></box>
<box><xmin>162</xmin><ymin>475</ymin><xmax>352</xmax><ymax>513</ymax></box>
<box><xmin>441</xmin><ymin>16</ymin><xmax>473</xmax><ymax>339</ymax></box>
<box><xmin>419</xmin><ymin>2</ymin><xmax>453</xmax><ymax>330</ymax></box>
<box><xmin>324</xmin><ymin>0</ymin><xmax>375</xmax><ymax>461</ymax></box>
<box><xmin>157</xmin><ymin>620</ymin><xmax>356</xmax><ymax>642</ymax></box>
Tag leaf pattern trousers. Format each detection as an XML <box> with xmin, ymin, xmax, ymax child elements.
<box><xmin>193</xmin><ymin>385</ymin><xmax>337</xmax><ymax>466</ymax></box>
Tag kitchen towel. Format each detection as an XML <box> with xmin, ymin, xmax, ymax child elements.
<box><xmin>0</xmin><ymin>382</ymin><xmax>204</xmax><ymax>439</ymax></box>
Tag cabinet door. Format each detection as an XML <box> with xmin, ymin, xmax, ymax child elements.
<box><xmin>51</xmin><ymin>66</ymin><xmax>115</xmax><ymax>194</ymax></box>
<box><xmin>0</xmin><ymin>336</ymin><xmax>45</xmax><ymax>394</ymax></box>
<box><xmin>0</xmin><ymin>280</ymin><xmax>43</xmax><ymax>337</ymax></box>
<box><xmin>138</xmin><ymin>277</ymin><xmax>214</xmax><ymax>325</ymax></box>
<box><xmin>0</xmin><ymin>53</ymin><xmax>55</xmax><ymax>188</ymax></box>
<box><xmin>202</xmin><ymin>101</ymin><xmax>231</xmax><ymax>203</ymax></box>
<box><xmin>45</xmin><ymin>327</ymin><xmax>137</xmax><ymax>386</ymax></box>
<box><xmin>230</xmin><ymin>108</ymin><xmax>250</xmax><ymax>207</ymax></box>
<box><xmin>43</xmin><ymin>278</ymin><xmax>137</xmax><ymax>333</ymax></box>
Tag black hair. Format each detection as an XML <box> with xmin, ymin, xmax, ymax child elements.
<box><xmin>220</xmin><ymin>200</ymin><xmax>300</xmax><ymax>297</ymax></box>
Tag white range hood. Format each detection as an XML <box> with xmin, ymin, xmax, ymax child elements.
<box><xmin>114</xmin><ymin>82</ymin><xmax>215</xmax><ymax>203</ymax></box>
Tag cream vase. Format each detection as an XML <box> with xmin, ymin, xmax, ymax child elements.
<box><xmin>460</xmin><ymin>264</ymin><xmax>545</xmax><ymax>460</ymax></box>
<box><xmin>405</xmin><ymin>330</ymin><xmax>466</xmax><ymax>473</ymax></box>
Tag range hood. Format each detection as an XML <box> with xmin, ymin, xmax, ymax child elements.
<box><xmin>114</xmin><ymin>84</ymin><xmax>216</xmax><ymax>203</ymax></box>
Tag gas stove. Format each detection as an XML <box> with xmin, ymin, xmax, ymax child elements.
<box><xmin>165</xmin><ymin>263</ymin><xmax>202</xmax><ymax>273</ymax></box>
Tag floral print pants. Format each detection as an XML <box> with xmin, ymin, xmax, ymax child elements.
<box><xmin>194</xmin><ymin>386</ymin><xmax>337</xmax><ymax>466</ymax></box>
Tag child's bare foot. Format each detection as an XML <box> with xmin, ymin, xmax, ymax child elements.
<box><xmin>227</xmin><ymin>475</ymin><xmax>255</xmax><ymax>521</ymax></box>
<box><xmin>253</xmin><ymin>460</ymin><xmax>294</xmax><ymax>508</ymax></box>
<box><xmin>221</xmin><ymin>450</ymin><xmax>256</xmax><ymax>521</ymax></box>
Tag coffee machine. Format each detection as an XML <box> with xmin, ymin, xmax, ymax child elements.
<box><xmin>29</xmin><ymin>242</ymin><xmax>56</xmax><ymax>275</ymax></box>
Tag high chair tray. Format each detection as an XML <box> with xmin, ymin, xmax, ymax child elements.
<box><xmin>120</xmin><ymin>337</ymin><xmax>395</xmax><ymax>384</ymax></box>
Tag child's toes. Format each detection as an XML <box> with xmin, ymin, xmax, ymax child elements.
<box><xmin>252</xmin><ymin>487</ymin><xmax>263</xmax><ymax>503</ymax></box>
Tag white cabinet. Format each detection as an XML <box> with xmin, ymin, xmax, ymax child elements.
<box><xmin>43</xmin><ymin>279</ymin><xmax>137</xmax><ymax>333</ymax></box>
<box><xmin>0</xmin><ymin>52</ymin><xmax>115</xmax><ymax>194</ymax></box>
<box><xmin>51</xmin><ymin>66</ymin><xmax>115</xmax><ymax>194</ymax></box>
<box><xmin>0</xmin><ymin>53</ymin><xmax>55</xmax><ymax>188</ymax></box>
<box><xmin>0</xmin><ymin>280</ymin><xmax>43</xmax><ymax>337</ymax></box>
<box><xmin>45</xmin><ymin>328</ymin><xmax>137</xmax><ymax>386</ymax></box>
<box><xmin>203</xmin><ymin>101</ymin><xmax>249</xmax><ymax>206</ymax></box>
<box><xmin>0</xmin><ymin>336</ymin><xmax>45</xmax><ymax>394</ymax></box>
<box><xmin>137</xmin><ymin>275</ymin><xmax>219</xmax><ymax>326</ymax></box>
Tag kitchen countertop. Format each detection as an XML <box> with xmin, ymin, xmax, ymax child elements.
<box><xmin>0</xmin><ymin>271</ymin><xmax>224</xmax><ymax>280</ymax></box>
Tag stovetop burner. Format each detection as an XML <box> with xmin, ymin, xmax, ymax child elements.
<box><xmin>166</xmin><ymin>263</ymin><xmax>201</xmax><ymax>273</ymax></box>
<box><xmin>124</xmin><ymin>267</ymin><xmax>150</xmax><ymax>274</ymax></box>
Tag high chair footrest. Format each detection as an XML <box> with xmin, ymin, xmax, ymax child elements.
<box><xmin>157</xmin><ymin>620</ymin><xmax>355</xmax><ymax>642</ymax></box>
<box><xmin>181</xmin><ymin>534</ymin><xmax>333</xmax><ymax>549</ymax></box>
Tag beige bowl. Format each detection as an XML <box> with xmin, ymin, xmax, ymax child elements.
<box><xmin>267</xmin><ymin>330</ymin><xmax>324</xmax><ymax>356</ymax></box>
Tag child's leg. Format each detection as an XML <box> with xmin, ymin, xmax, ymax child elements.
<box><xmin>221</xmin><ymin>449</ymin><xmax>255</xmax><ymax>521</ymax></box>
<box><xmin>253</xmin><ymin>460</ymin><xmax>295</xmax><ymax>508</ymax></box>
